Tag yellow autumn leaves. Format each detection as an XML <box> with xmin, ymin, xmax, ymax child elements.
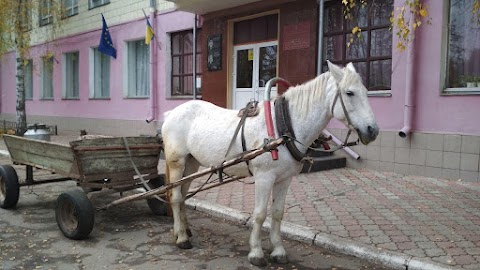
<box><xmin>342</xmin><ymin>0</ymin><xmax>431</xmax><ymax>51</ymax></box>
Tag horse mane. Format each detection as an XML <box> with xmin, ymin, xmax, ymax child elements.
<box><xmin>281</xmin><ymin>68</ymin><xmax>361</xmax><ymax>118</ymax></box>
<box><xmin>282</xmin><ymin>72</ymin><xmax>331</xmax><ymax>119</ymax></box>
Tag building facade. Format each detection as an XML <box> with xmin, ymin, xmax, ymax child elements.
<box><xmin>166</xmin><ymin>0</ymin><xmax>480</xmax><ymax>182</ymax></box>
<box><xmin>0</xmin><ymin>0</ymin><xmax>200</xmax><ymax>136</ymax></box>
<box><xmin>1</xmin><ymin>0</ymin><xmax>479</xmax><ymax>182</ymax></box>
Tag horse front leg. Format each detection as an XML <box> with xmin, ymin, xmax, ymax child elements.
<box><xmin>167</xmin><ymin>158</ymin><xmax>192</xmax><ymax>249</ymax></box>
<box><xmin>248</xmin><ymin>175</ymin><xmax>275</xmax><ymax>267</ymax></box>
<box><xmin>270</xmin><ymin>177</ymin><xmax>292</xmax><ymax>264</ymax></box>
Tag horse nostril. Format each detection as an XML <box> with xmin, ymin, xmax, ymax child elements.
<box><xmin>368</xmin><ymin>125</ymin><xmax>376</xmax><ymax>136</ymax></box>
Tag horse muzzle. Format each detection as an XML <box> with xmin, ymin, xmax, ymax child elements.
<box><xmin>357</xmin><ymin>124</ymin><xmax>379</xmax><ymax>145</ymax></box>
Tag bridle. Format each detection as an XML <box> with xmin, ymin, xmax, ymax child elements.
<box><xmin>330</xmin><ymin>81</ymin><xmax>358</xmax><ymax>147</ymax></box>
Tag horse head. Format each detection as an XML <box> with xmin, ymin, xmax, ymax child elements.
<box><xmin>327</xmin><ymin>61</ymin><xmax>379</xmax><ymax>145</ymax></box>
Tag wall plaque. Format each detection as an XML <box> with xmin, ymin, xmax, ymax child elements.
<box><xmin>207</xmin><ymin>34</ymin><xmax>222</xmax><ymax>71</ymax></box>
<box><xmin>283</xmin><ymin>22</ymin><xmax>311</xmax><ymax>51</ymax></box>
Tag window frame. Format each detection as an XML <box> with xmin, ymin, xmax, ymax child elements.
<box><xmin>442</xmin><ymin>0</ymin><xmax>480</xmax><ymax>95</ymax></box>
<box><xmin>169</xmin><ymin>29</ymin><xmax>202</xmax><ymax>99</ymax></box>
<box><xmin>62</xmin><ymin>0</ymin><xmax>79</xmax><ymax>18</ymax></box>
<box><xmin>40</xmin><ymin>56</ymin><xmax>54</xmax><ymax>100</ymax></box>
<box><xmin>39</xmin><ymin>0</ymin><xmax>53</xmax><ymax>27</ymax></box>
<box><xmin>88</xmin><ymin>0</ymin><xmax>110</xmax><ymax>10</ymax></box>
<box><xmin>323</xmin><ymin>0</ymin><xmax>393</xmax><ymax>93</ymax></box>
<box><xmin>123</xmin><ymin>39</ymin><xmax>150</xmax><ymax>99</ymax></box>
<box><xmin>89</xmin><ymin>47</ymin><xmax>111</xmax><ymax>99</ymax></box>
<box><xmin>62</xmin><ymin>51</ymin><xmax>80</xmax><ymax>100</ymax></box>
<box><xmin>21</xmin><ymin>2</ymin><xmax>32</xmax><ymax>31</ymax></box>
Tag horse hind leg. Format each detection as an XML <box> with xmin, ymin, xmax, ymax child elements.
<box><xmin>269</xmin><ymin>177</ymin><xmax>292</xmax><ymax>264</ymax></box>
<box><xmin>166</xmin><ymin>156</ymin><xmax>192</xmax><ymax>249</ymax></box>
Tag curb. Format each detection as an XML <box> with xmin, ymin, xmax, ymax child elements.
<box><xmin>186</xmin><ymin>198</ymin><xmax>460</xmax><ymax>270</ymax></box>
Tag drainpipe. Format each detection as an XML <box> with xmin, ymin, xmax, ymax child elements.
<box><xmin>193</xmin><ymin>14</ymin><xmax>197</xmax><ymax>100</ymax></box>
<box><xmin>399</xmin><ymin>19</ymin><xmax>416</xmax><ymax>138</ymax></box>
<box><xmin>146</xmin><ymin>0</ymin><xmax>157</xmax><ymax>123</ymax></box>
<box><xmin>317</xmin><ymin>0</ymin><xmax>324</xmax><ymax>74</ymax></box>
<box><xmin>317</xmin><ymin>0</ymin><xmax>360</xmax><ymax>159</ymax></box>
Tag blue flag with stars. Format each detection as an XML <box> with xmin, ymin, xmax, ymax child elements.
<box><xmin>98</xmin><ymin>14</ymin><xmax>116</xmax><ymax>58</ymax></box>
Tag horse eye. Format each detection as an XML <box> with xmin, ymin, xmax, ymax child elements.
<box><xmin>346</xmin><ymin>91</ymin><xmax>354</xmax><ymax>96</ymax></box>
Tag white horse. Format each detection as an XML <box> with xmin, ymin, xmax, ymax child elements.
<box><xmin>161</xmin><ymin>61</ymin><xmax>379</xmax><ymax>266</ymax></box>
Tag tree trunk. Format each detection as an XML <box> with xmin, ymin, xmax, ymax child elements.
<box><xmin>15</xmin><ymin>50</ymin><xmax>27</xmax><ymax>136</ymax></box>
<box><xmin>15</xmin><ymin>0</ymin><xmax>27</xmax><ymax>136</ymax></box>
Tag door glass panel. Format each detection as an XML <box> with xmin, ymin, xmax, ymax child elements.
<box><xmin>236</xmin><ymin>49</ymin><xmax>253</xmax><ymax>88</ymax></box>
<box><xmin>258</xmin><ymin>45</ymin><xmax>277</xmax><ymax>87</ymax></box>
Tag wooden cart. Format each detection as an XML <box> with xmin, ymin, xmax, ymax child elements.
<box><xmin>0</xmin><ymin>135</ymin><xmax>165</xmax><ymax>239</ymax></box>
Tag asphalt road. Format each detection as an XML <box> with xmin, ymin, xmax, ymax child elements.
<box><xmin>0</xmin><ymin>158</ymin><xmax>389</xmax><ymax>270</ymax></box>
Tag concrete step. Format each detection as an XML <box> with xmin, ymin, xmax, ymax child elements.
<box><xmin>301</xmin><ymin>155</ymin><xmax>346</xmax><ymax>173</ymax></box>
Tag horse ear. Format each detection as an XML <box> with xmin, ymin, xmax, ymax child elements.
<box><xmin>346</xmin><ymin>62</ymin><xmax>356</xmax><ymax>72</ymax></box>
<box><xmin>327</xmin><ymin>60</ymin><xmax>343</xmax><ymax>83</ymax></box>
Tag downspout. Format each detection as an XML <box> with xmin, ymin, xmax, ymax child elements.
<box><xmin>317</xmin><ymin>0</ymin><xmax>360</xmax><ymax>159</ymax></box>
<box><xmin>146</xmin><ymin>0</ymin><xmax>157</xmax><ymax>123</ymax></box>
<box><xmin>192</xmin><ymin>14</ymin><xmax>197</xmax><ymax>100</ymax></box>
<box><xmin>399</xmin><ymin>18</ymin><xmax>416</xmax><ymax>138</ymax></box>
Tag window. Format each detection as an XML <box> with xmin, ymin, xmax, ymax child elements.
<box><xmin>21</xmin><ymin>2</ymin><xmax>32</xmax><ymax>31</ymax></box>
<box><xmin>25</xmin><ymin>60</ymin><xmax>33</xmax><ymax>100</ymax></box>
<box><xmin>323</xmin><ymin>0</ymin><xmax>393</xmax><ymax>91</ymax></box>
<box><xmin>126</xmin><ymin>40</ymin><xmax>149</xmax><ymax>97</ymax></box>
<box><xmin>63</xmin><ymin>0</ymin><xmax>78</xmax><ymax>17</ymax></box>
<box><xmin>446</xmin><ymin>0</ymin><xmax>480</xmax><ymax>91</ymax></box>
<box><xmin>89</xmin><ymin>0</ymin><xmax>109</xmax><ymax>9</ymax></box>
<box><xmin>41</xmin><ymin>56</ymin><xmax>54</xmax><ymax>99</ymax></box>
<box><xmin>90</xmin><ymin>47</ymin><xmax>110</xmax><ymax>98</ymax></box>
<box><xmin>39</xmin><ymin>0</ymin><xmax>53</xmax><ymax>26</ymax></box>
<box><xmin>171</xmin><ymin>30</ymin><xmax>202</xmax><ymax>97</ymax></box>
<box><xmin>63</xmin><ymin>52</ymin><xmax>79</xmax><ymax>99</ymax></box>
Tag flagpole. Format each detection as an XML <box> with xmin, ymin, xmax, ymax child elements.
<box><xmin>145</xmin><ymin>2</ymin><xmax>157</xmax><ymax>123</ymax></box>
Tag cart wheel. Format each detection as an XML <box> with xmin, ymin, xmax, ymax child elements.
<box><xmin>55</xmin><ymin>190</ymin><xmax>95</xmax><ymax>240</ymax></box>
<box><xmin>0</xmin><ymin>165</ymin><xmax>20</xmax><ymax>209</ymax></box>
<box><xmin>146</xmin><ymin>174</ymin><xmax>168</xmax><ymax>216</ymax></box>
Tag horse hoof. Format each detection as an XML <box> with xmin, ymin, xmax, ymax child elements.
<box><xmin>177</xmin><ymin>240</ymin><xmax>193</xmax><ymax>249</ymax></box>
<box><xmin>187</xmin><ymin>228</ymin><xmax>193</xmax><ymax>237</ymax></box>
<box><xmin>249</xmin><ymin>257</ymin><xmax>267</xmax><ymax>267</ymax></box>
<box><xmin>272</xmin><ymin>254</ymin><xmax>289</xmax><ymax>264</ymax></box>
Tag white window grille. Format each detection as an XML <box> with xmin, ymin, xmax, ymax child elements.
<box><xmin>63</xmin><ymin>0</ymin><xmax>78</xmax><ymax>17</ymax></box>
<box><xmin>126</xmin><ymin>40</ymin><xmax>150</xmax><ymax>98</ymax></box>
<box><xmin>63</xmin><ymin>52</ymin><xmax>79</xmax><ymax>99</ymax></box>
<box><xmin>41</xmin><ymin>56</ymin><xmax>54</xmax><ymax>99</ymax></box>
<box><xmin>90</xmin><ymin>47</ymin><xmax>110</xmax><ymax>98</ymax></box>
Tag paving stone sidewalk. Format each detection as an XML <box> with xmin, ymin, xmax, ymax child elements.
<box><xmin>1</xmin><ymin>135</ymin><xmax>479</xmax><ymax>269</ymax></box>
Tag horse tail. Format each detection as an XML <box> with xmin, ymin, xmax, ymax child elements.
<box><xmin>164</xmin><ymin>161</ymin><xmax>173</xmax><ymax>216</ymax></box>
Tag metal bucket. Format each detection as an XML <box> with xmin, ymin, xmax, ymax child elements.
<box><xmin>24</xmin><ymin>123</ymin><xmax>51</xmax><ymax>141</ymax></box>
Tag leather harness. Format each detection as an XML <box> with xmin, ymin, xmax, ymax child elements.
<box><xmin>274</xmin><ymin>97</ymin><xmax>306</xmax><ymax>162</ymax></box>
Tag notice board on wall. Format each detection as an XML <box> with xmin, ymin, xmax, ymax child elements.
<box><xmin>207</xmin><ymin>34</ymin><xmax>222</xmax><ymax>71</ymax></box>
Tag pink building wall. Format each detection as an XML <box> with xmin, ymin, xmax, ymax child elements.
<box><xmin>0</xmin><ymin>11</ymin><xmax>195</xmax><ymax>123</ymax></box>
<box><xmin>329</xmin><ymin>0</ymin><xmax>480</xmax><ymax>136</ymax></box>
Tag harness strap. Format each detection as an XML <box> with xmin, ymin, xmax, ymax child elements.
<box><xmin>275</xmin><ymin>97</ymin><xmax>307</xmax><ymax>162</ymax></box>
<box><xmin>224</xmin><ymin>101</ymin><xmax>256</xmax><ymax>176</ymax></box>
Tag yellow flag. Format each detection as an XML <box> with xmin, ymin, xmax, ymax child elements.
<box><xmin>145</xmin><ymin>20</ymin><xmax>154</xmax><ymax>45</ymax></box>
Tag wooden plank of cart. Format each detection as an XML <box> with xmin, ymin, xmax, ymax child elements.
<box><xmin>0</xmin><ymin>134</ymin><xmax>284</xmax><ymax>240</ymax></box>
<box><xmin>0</xmin><ymin>134</ymin><xmax>164</xmax><ymax>239</ymax></box>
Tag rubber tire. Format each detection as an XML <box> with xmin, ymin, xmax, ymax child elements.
<box><xmin>146</xmin><ymin>174</ymin><xmax>168</xmax><ymax>216</ymax></box>
<box><xmin>0</xmin><ymin>165</ymin><xmax>20</xmax><ymax>209</ymax></box>
<box><xmin>55</xmin><ymin>190</ymin><xmax>95</xmax><ymax>240</ymax></box>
